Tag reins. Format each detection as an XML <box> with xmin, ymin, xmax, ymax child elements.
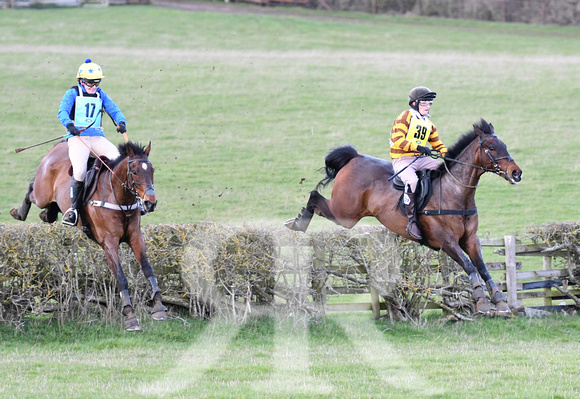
<box><xmin>404</xmin><ymin>133</ymin><xmax>513</xmax><ymax>217</ymax></box>
<box><xmin>426</xmin><ymin>134</ymin><xmax>514</xmax><ymax>189</ymax></box>
<box><xmin>76</xmin><ymin>136</ymin><xmax>151</xmax><ymax>212</ymax></box>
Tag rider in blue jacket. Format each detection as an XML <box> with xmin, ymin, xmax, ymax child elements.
<box><xmin>57</xmin><ymin>59</ymin><xmax>127</xmax><ymax>226</ymax></box>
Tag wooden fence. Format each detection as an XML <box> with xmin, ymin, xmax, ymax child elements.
<box><xmin>320</xmin><ymin>235</ymin><xmax>579</xmax><ymax>318</ymax></box>
<box><xmin>486</xmin><ymin>236</ymin><xmax>580</xmax><ymax>309</ymax></box>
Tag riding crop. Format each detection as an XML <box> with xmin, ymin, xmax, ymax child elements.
<box><xmin>14</xmin><ymin>135</ymin><xmax>67</xmax><ymax>153</ymax></box>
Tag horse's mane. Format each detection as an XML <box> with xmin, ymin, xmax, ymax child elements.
<box><xmin>107</xmin><ymin>141</ymin><xmax>148</xmax><ymax>169</ymax></box>
<box><xmin>437</xmin><ymin>118</ymin><xmax>493</xmax><ymax>173</ymax></box>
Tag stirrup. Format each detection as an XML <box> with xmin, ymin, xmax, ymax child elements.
<box><xmin>62</xmin><ymin>208</ymin><xmax>78</xmax><ymax>226</ymax></box>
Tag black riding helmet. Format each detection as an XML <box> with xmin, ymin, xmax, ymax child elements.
<box><xmin>408</xmin><ymin>86</ymin><xmax>437</xmax><ymax>110</ymax></box>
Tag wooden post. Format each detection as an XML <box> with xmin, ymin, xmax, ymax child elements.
<box><xmin>504</xmin><ymin>235</ymin><xmax>518</xmax><ymax>308</ymax></box>
<box><xmin>370</xmin><ymin>285</ymin><xmax>380</xmax><ymax>319</ymax></box>
<box><xmin>311</xmin><ymin>240</ymin><xmax>327</xmax><ymax>313</ymax></box>
<box><xmin>543</xmin><ymin>256</ymin><xmax>553</xmax><ymax>306</ymax></box>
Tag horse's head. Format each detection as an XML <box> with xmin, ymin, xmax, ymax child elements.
<box><xmin>474</xmin><ymin>120</ymin><xmax>522</xmax><ymax>184</ymax></box>
<box><xmin>125</xmin><ymin>141</ymin><xmax>157</xmax><ymax>213</ymax></box>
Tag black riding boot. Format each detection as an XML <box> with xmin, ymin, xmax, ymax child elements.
<box><xmin>62</xmin><ymin>178</ymin><xmax>84</xmax><ymax>226</ymax></box>
<box><xmin>404</xmin><ymin>187</ymin><xmax>422</xmax><ymax>240</ymax></box>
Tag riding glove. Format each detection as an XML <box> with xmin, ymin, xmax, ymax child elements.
<box><xmin>416</xmin><ymin>145</ymin><xmax>432</xmax><ymax>156</ymax></box>
<box><xmin>117</xmin><ymin>121</ymin><xmax>126</xmax><ymax>134</ymax></box>
<box><xmin>66</xmin><ymin>123</ymin><xmax>80</xmax><ymax>136</ymax></box>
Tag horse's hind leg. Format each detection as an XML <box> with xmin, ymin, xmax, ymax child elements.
<box><xmin>285</xmin><ymin>190</ymin><xmax>337</xmax><ymax>232</ymax></box>
<box><xmin>10</xmin><ymin>182</ymin><xmax>34</xmax><ymax>221</ymax></box>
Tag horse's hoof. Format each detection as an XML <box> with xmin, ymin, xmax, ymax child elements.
<box><xmin>151</xmin><ymin>304</ymin><xmax>168</xmax><ymax>321</ymax></box>
<box><xmin>10</xmin><ymin>208</ymin><xmax>23</xmax><ymax>221</ymax></box>
<box><xmin>124</xmin><ymin>317</ymin><xmax>141</xmax><ymax>331</ymax></box>
<box><xmin>284</xmin><ymin>217</ymin><xmax>305</xmax><ymax>232</ymax></box>
<box><xmin>494</xmin><ymin>300</ymin><xmax>511</xmax><ymax>316</ymax></box>
<box><xmin>476</xmin><ymin>298</ymin><xmax>491</xmax><ymax>314</ymax></box>
<box><xmin>152</xmin><ymin>311</ymin><xmax>167</xmax><ymax>321</ymax></box>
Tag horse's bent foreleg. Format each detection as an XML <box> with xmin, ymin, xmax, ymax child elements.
<box><xmin>10</xmin><ymin>182</ymin><xmax>34</xmax><ymax>221</ymax></box>
<box><xmin>129</xmin><ymin>233</ymin><xmax>167</xmax><ymax>321</ymax></box>
<box><xmin>39</xmin><ymin>203</ymin><xmax>61</xmax><ymax>223</ymax></box>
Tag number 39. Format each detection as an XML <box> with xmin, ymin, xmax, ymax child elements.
<box><xmin>414</xmin><ymin>125</ymin><xmax>427</xmax><ymax>140</ymax></box>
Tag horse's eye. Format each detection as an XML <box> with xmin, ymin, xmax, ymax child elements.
<box><xmin>488</xmin><ymin>146</ymin><xmax>495</xmax><ymax>151</ymax></box>
<box><xmin>131</xmin><ymin>169</ymin><xmax>138</xmax><ymax>175</ymax></box>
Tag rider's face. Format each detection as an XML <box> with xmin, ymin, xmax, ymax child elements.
<box><xmin>418</xmin><ymin>100</ymin><xmax>432</xmax><ymax>116</ymax></box>
<box><xmin>81</xmin><ymin>80</ymin><xmax>99</xmax><ymax>95</ymax></box>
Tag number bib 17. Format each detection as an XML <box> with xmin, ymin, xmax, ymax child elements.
<box><xmin>74</xmin><ymin>96</ymin><xmax>102</xmax><ymax>128</ymax></box>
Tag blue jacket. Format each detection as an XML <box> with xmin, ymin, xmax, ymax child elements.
<box><xmin>58</xmin><ymin>85</ymin><xmax>126</xmax><ymax>137</ymax></box>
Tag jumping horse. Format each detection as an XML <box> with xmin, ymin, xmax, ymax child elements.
<box><xmin>285</xmin><ymin>119</ymin><xmax>523</xmax><ymax>314</ymax></box>
<box><xmin>11</xmin><ymin>140</ymin><xmax>167</xmax><ymax>330</ymax></box>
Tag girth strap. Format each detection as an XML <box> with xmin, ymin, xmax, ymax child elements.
<box><xmin>422</xmin><ymin>208</ymin><xmax>477</xmax><ymax>216</ymax></box>
<box><xmin>88</xmin><ymin>200</ymin><xmax>140</xmax><ymax>212</ymax></box>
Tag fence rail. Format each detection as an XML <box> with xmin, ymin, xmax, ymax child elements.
<box><xmin>320</xmin><ymin>235</ymin><xmax>579</xmax><ymax>318</ymax></box>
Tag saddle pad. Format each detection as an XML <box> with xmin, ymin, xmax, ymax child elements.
<box><xmin>395</xmin><ymin>169</ymin><xmax>438</xmax><ymax>215</ymax></box>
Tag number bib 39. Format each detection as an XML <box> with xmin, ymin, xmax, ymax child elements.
<box><xmin>406</xmin><ymin>115</ymin><xmax>433</xmax><ymax>147</ymax></box>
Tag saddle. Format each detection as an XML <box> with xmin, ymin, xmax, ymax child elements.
<box><xmin>68</xmin><ymin>156</ymin><xmax>110</xmax><ymax>202</ymax></box>
<box><xmin>393</xmin><ymin>169</ymin><xmax>440</xmax><ymax>215</ymax></box>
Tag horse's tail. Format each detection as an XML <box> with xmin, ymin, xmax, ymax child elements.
<box><xmin>316</xmin><ymin>145</ymin><xmax>359</xmax><ymax>190</ymax></box>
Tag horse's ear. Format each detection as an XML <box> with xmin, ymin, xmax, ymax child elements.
<box><xmin>473</xmin><ymin>123</ymin><xmax>484</xmax><ymax>138</ymax></box>
<box><xmin>126</xmin><ymin>143</ymin><xmax>136</xmax><ymax>157</ymax></box>
<box><xmin>145</xmin><ymin>141</ymin><xmax>151</xmax><ymax>156</ymax></box>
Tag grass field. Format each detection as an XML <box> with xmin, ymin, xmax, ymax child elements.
<box><xmin>1</xmin><ymin>313</ymin><xmax>580</xmax><ymax>398</ymax></box>
<box><xmin>0</xmin><ymin>4</ymin><xmax>579</xmax><ymax>237</ymax></box>
<box><xmin>1</xmin><ymin>4</ymin><xmax>580</xmax><ymax>398</ymax></box>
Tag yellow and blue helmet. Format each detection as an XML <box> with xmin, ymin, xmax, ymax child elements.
<box><xmin>76</xmin><ymin>58</ymin><xmax>104</xmax><ymax>81</ymax></box>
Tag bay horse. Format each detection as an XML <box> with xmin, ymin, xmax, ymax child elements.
<box><xmin>10</xmin><ymin>140</ymin><xmax>166</xmax><ymax>330</ymax></box>
<box><xmin>285</xmin><ymin>119</ymin><xmax>523</xmax><ymax>314</ymax></box>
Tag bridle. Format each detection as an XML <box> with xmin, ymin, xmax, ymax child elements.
<box><xmin>126</xmin><ymin>157</ymin><xmax>155</xmax><ymax>200</ymax></box>
<box><xmin>109</xmin><ymin>156</ymin><xmax>154</xmax><ymax>215</ymax></box>
<box><xmin>90</xmin><ymin>155</ymin><xmax>155</xmax><ymax>217</ymax></box>
<box><xmin>436</xmin><ymin>134</ymin><xmax>515</xmax><ymax>189</ymax></box>
<box><xmin>478</xmin><ymin>134</ymin><xmax>515</xmax><ymax>178</ymax></box>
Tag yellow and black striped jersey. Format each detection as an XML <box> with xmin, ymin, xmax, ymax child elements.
<box><xmin>390</xmin><ymin>109</ymin><xmax>447</xmax><ymax>159</ymax></box>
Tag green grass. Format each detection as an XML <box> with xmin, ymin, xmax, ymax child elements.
<box><xmin>1</xmin><ymin>5</ymin><xmax>579</xmax><ymax>236</ymax></box>
<box><xmin>1</xmin><ymin>313</ymin><xmax>579</xmax><ymax>398</ymax></box>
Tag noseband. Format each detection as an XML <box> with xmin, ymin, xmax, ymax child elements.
<box><xmin>478</xmin><ymin>134</ymin><xmax>514</xmax><ymax>179</ymax></box>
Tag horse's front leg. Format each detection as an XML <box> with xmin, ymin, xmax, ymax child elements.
<box><xmin>10</xmin><ymin>182</ymin><xmax>34</xmax><ymax>221</ymax></box>
<box><xmin>441</xmin><ymin>240</ymin><xmax>492</xmax><ymax>314</ymax></box>
<box><xmin>102</xmin><ymin>238</ymin><xmax>141</xmax><ymax>331</ymax></box>
<box><xmin>462</xmin><ymin>235</ymin><xmax>511</xmax><ymax>314</ymax></box>
<box><xmin>129</xmin><ymin>231</ymin><xmax>167</xmax><ymax>321</ymax></box>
